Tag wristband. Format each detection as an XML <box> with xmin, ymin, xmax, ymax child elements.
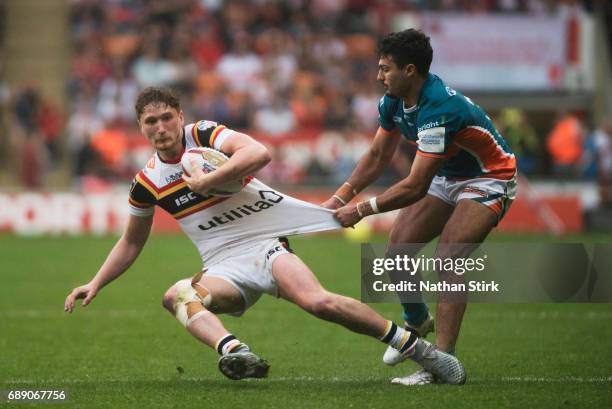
<box><xmin>356</xmin><ymin>201</ymin><xmax>375</xmax><ymax>218</ymax></box>
<box><xmin>334</xmin><ymin>182</ymin><xmax>358</xmax><ymax>205</ymax></box>
<box><xmin>332</xmin><ymin>195</ymin><xmax>347</xmax><ymax>206</ymax></box>
<box><xmin>369</xmin><ymin>197</ymin><xmax>379</xmax><ymax>214</ymax></box>
<box><xmin>356</xmin><ymin>202</ymin><xmax>364</xmax><ymax>218</ymax></box>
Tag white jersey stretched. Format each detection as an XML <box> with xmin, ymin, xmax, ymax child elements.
<box><xmin>128</xmin><ymin>120</ymin><xmax>340</xmax><ymax>266</ymax></box>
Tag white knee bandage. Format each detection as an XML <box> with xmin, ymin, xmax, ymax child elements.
<box><xmin>173</xmin><ymin>278</ymin><xmax>212</xmax><ymax>327</ymax></box>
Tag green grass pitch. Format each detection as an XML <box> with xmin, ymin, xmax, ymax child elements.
<box><xmin>1</xmin><ymin>233</ymin><xmax>611</xmax><ymax>408</ymax></box>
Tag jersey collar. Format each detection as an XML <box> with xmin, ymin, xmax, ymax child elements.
<box><xmin>402</xmin><ymin>101</ymin><xmax>418</xmax><ymax>113</ymax></box>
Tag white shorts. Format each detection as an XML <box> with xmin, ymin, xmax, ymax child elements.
<box><xmin>202</xmin><ymin>238</ymin><xmax>289</xmax><ymax>315</ymax></box>
<box><xmin>427</xmin><ymin>175</ymin><xmax>517</xmax><ymax>223</ymax></box>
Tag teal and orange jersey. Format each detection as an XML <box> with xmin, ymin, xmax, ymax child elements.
<box><xmin>378</xmin><ymin>73</ymin><xmax>516</xmax><ymax>180</ymax></box>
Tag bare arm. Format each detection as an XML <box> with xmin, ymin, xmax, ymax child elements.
<box><xmin>375</xmin><ymin>154</ymin><xmax>444</xmax><ymax>212</ymax></box>
<box><xmin>322</xmin><ymin>127</ymin><xmax>401</xmax><ymax>209</ymax></box>
<box><xmin>347</xmin><ymin>127</ymin><xmax>401</xmax><ymax>192</ymax></box>
<box><xmin>182</xmin><ymin>131</ymin><xmax>271</xmax><ymax>195</ymax></box>
<box><xmin>64</xmin><ymin>214</ymin><xmax>153</xmax><ymax>312</ymax></box>
<box><xmin>334</xmin><ymin>154</ymin><xmax>445</xmax><ymax>227</ymax></box>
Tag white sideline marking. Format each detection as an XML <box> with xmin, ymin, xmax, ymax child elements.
<box><xmin>501</xmin><ymin>376</ymin><xmax>612</xmax><ymax>383</ymax></box>
<box><xmin>0</xmin><ymin>310</ymin><xmax>156</xmax><ymax>318</ymax></box>
<box><xmin>2</xmin><ymin>310</ymin><xmax>612</xmax><ymax>319</ymax></box>
<box><xmin>4</xmin><ymin>376</ymin><xmax>612</xmax><ymax>384</ymax></box>
<box><xmin>465</xmin><ymin>311</ymin><xmax>612</xmax><ymax>320</ymax></box>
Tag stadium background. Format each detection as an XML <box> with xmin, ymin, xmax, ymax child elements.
<box><xmin>1</xmin><ymin>1</ymin><xmax>611</xmax><ymax>408</ymax></box>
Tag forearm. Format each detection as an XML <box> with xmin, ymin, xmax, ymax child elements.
<box><xmin>353</xmin><ymin>180</ymin><xmax>427</xmax><ymax>221</ymax></box>
<box><xmin>334</xmin><ymin>154</ymin><xmax>443</xmax><ymax>228</ymax></box>
<box><xmin>332</xmin><ymin>128</ymin><xmax>399</xmax><ymax>205</ymax></box>
<box><xmin>346</xmin><ymin>150</ymin><xmax>388</xmax><ymax>194</ymax></box>
<box><xmin>89</xmin><ymin>237</ymin><xmax>145</xmax><ymax>290</ymax></box>
<box><xmin>376</xmin><ymin>180</ymin><xmax>428</xmax><ymax>213</ymax></box>
<box><xmin>332</xmin><ymin>149</ymin><xmax>391</xmax><ymax>207</ymax></box>
<box><xmin>207</xmin><ymin>146</ymin><xmax>270</xmax><ymax>186</ymax></box>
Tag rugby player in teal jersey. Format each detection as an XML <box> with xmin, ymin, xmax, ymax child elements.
<box><xmin>323</xmin><ymin>29</ymin><xmax>517</xmax><ymax>385</ymax></box>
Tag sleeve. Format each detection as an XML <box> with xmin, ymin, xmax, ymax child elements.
<box><xmin>128</xmin><ymin>173</ymin><xmax>157</xmax><ymax>217</ymax></box>
<box><xmin>377</xmin><ymin>95</ymin><xmax>397</xmax><ymax>132</ymax></box>
<box><xmin>191</xmin><ymin>120</ymin><xmax>236</xmax><ymax>151</ymax></box>
<box><xmin>416</xmin><ymin>101</ymin><xmax>465</xmax><ymax>158</ymax></box>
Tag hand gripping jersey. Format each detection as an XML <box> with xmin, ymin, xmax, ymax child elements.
<box><xmin>378</xmin><ymin>73</ymin><xmax>516</xmax><ymax>180</ymax></box>
<box><xmin>128</xmin><ymin>120</ymin><xmax>340</xmax><ymax>266</ymax></box>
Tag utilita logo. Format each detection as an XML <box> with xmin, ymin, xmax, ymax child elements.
<box><xmin>197</xmin><ymin>190</ymin><xmax>284</xmax><ymax>231</ymax></box>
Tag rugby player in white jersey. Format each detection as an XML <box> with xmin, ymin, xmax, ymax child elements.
<box><xmin>64</xmin><ymin>87</ymin><xmax>465</xmax><ymax>383</ymax></box>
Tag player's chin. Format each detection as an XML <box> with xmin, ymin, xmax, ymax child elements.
<box><xmin>156</xmin><ymin>139</ymin><xmax>176</xmax><ymax>150</ymax></box>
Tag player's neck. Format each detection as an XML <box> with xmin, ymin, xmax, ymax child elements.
<box><xmin>402</xmin><ymin>76</ymin><xmax>426</xmax><ymax>108</ymax></box>
<box><xmin>158</xmin><ymin>146</ymin><xmax>183</xmax><ymax>162</ymax></box>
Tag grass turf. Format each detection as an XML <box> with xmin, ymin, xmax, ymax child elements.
<box><xmin>1</xmin><ymin>233</ymin><xmax>611</xmax><ymax>408</ymax></box>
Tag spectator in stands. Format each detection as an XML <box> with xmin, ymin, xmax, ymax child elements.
<box><xmin>0</xmin><ymin>56</ymin><xmax>10</xmax><ymax>170</ymax></box>
<box><xmin>89</xmin><ymin>117</ymin><xmax>131</xmax><ymax>180</ymax></box>
<box><xmin>69</xmin><ymin>45</ymin><xmax>110</xmax><ymax>98</ymax></box>
<box><xmin>67</xmin><ymin>101</ymin><xmax>104</xmax><ymax>179</ymax></box>
<box><xmin>289</xmin><ymin>71</ymin><xmax>327</xmax><ymax>131</ymax></box>
<box><xmin>253</xmin><ymin>96</ymin><xmax>296</xmax><ymax>137</ymax></box>
<box><xmin>324</xmin><ymin>90</ymin><xmax>351</xmax><ymax>130</ymax></box>
<box><xmin>37</xmin><ymin>97</ymin><xmax>64</xmax><ymax>166</ymax></box>
<box><xmin>166</xmin><ymin>29</ymin><xmax>199</xmax><ymax>94</ymax></box>
<box><xmin>592</xmin><ymin>120</ymin><xmax>612</xmax><ymax>207</ymax></box>
<box><xmin>190</xmin><ymin>23</ymin><xmax>224</xmax><ymax>70</ymax></box>
<box><xmin>499</xmin><ymin>108</ymin><xmax>540</xmax><ymax>175</ymax></box>
<box><xmin>216</xmin><ymin>31</ymin><xmax>262</xmax><ymax>93</ymax></box>
<box><xmin>547</xmin><ymin>111</ymin><xmax>584</xmax><ymax>178</ymax></box>
<box><xmin>97</xmin><ymin>59</ymin><xmax>139</xmax><ymax>124</ymax></box>
<box><xmin>9</xmin><ymin>84</ymin><xmax>48</xmax><ymax>187</ymax></box>
<box><xmin>351</xmin><ymin>82</ymin><xmax>380</xmax><ymax>132</ymax></box>
<box><xmin>132</xmin><ymin>40</ymin><xmax>178</xmax><ymax>88</ymax></box>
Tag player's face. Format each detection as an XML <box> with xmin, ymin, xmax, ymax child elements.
<box><xmin>377</xmin><ymin>55</ymin><xmax>412</xmax><ymax>98</ymax></box>
<box><xmin>139</xmin><ymin>103</ymin><xmax>185</xmax><ymax>158</ymax></box>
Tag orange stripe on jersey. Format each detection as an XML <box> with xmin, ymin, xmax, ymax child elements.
<box><xmin>136</xmin><ymin>172</ymin><xmax>159</xmax><ymax>199</ymax></box>
<box><xmin>192</xmin><ymin>121</ymin><xmax>203</xmax><ymax>146</ymax></box>
<box><xmin>487</xmin><ymin>201</ymin><xmax>503</xmax><ymax>216</ymax></box>
<box><xmin>158</xmin><ymin>180</ymin><xmax>188</xmax><ymax>199</ymax></box>
<box><xmin>416</xmin><ymin>151</ymin><xmax>448</xmax><ymax>159</ymax></box>
<box><xmin>128</xmin><ymin>197</ymin><xmax>153</xmax><ymax>209</ymax></box>
<box><xmin>209</xmin><ymin>125</ymin><xmax>226</xmax><ymax>148</ymax></box>
<box><xmin>453</xmin><ymin>126</ymin><xmax>516</xmax><ymax>180</ymax></box>
<box><xmin>174</xmin><ymin>196</ymin><xmax>229</xmax><ymax>219</ymax></box>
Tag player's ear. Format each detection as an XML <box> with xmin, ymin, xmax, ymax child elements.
<box><xmin>403</xmin><ymin>64</ymin><xmax>417</xmax><ymax>78</ymax></box>
<box><xmin>178</xmin><ymin>110</ymin><xmax>185</xmax><ymax>126</ymax></box>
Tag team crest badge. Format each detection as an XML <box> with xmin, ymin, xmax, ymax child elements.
<box><xmin>197</xmin><ymin>120</ymin><xmax>217</xmax><ymax>131</ymax></box>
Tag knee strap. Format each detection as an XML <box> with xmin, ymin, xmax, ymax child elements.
<box><xmin>173</xmin><ymin>273</ymin><xmax>212</xmax><ymax>327</ymax></box>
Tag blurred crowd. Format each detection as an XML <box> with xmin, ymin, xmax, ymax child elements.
<box><xmin>0</xmin><ymin>0</ymin><xmax>611</xmax><ymax>205</ymax></box>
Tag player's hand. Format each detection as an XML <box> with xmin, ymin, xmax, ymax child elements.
<box><xmin>64</xmin><ymin>283</ymin><xmax>98</xmax><ymax>313</ymax></box>
<box><xmin>321</xmin><ymin>196</ymin><xmax>344</xmax><ymax>210</ymax></box>
<box><xmin>334</xmin><ymin>205</ymin><xmax>362</xmax><ymax>228</ymax></box>
<box><xmin>182</xmin><ymin>158</ymin><xmax>213</xmax><ymax>195</ymax></box>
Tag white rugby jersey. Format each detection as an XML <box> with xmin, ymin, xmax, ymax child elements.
<box><xmin>128</xmin><ymin>120</ymin><xmax>340</xmax><ymax>266</ymax></box>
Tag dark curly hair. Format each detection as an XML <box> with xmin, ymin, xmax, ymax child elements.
<box><xmin>135</xmin><ymin>87</ymin><xmax>181</xmax><ymax>120</ymax></box>
<box><xmin>378</xmin><ymin>29</ymin><xmax>433</xmax><ymax>76</ymax></box>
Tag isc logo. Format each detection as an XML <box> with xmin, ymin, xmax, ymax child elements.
<box><xmin>174</xmin><ymin>192</ymin><xmax>198</xmax><ymax>207</ymax></box>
